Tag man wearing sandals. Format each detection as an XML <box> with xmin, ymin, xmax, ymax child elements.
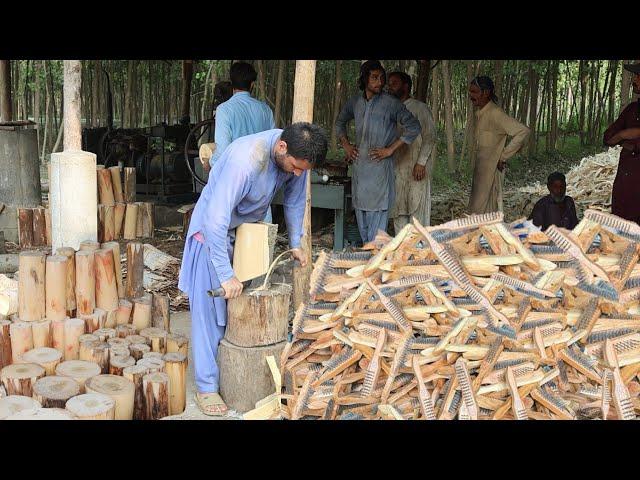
<box><xmin>178</xmin><ymin>122</ymin><xmax>328</xmax><ymax>415</ymax></box>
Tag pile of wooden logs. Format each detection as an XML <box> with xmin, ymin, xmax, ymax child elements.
<box><xmin>96</xmin><ymin>166</ymin><xmax>154</xmax><ymax>243</ymax></box>
<box><xmin>17</xmin><ymin>206</ymin><xmax>52</xmax><ymax>249</ymax></box>
<box><xmin>0</xmin><ymin>238</ymin><xmax>187</xmax><ymax>420</ymax></box>
<box><xmin>283</xmin><ymin>210</ymin><xmax>640</xmax><ymax>420</ymax></box>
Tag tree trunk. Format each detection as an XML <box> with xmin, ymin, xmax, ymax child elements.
<box><xmin>85</xmin><ymin>374</ymin><xmax>135</xmax><ymax>420</ymax></box>
<box><xmin>493</xmin><ymin>60</ymin><xmax>504</xmax><ymax>103</ymax></box>
<box><xmin>63</xmin><ymin>60</ymin><xmax>82</xmax><ymax>151</ymax></box>
<box><xmin>291</xmin><ymin>60</ymin><xmax>316</xmax><ymax>311</ymax></box>
<box><xmin>550</xmin><ymin>60</ymin><xmax>559</xmax><ymax>150</ymax></box>
<box><xmin>441</xmin><ymin>60</ymin><xmax>456</xmax><ymax>171</ymax></box>
<box><xmin>92</xmin><ymin>60</ymin><xmax>101</xmax><ymax>127</ymax></box>
<box><xmin>180</xmin><ymin>60</ymin><xmax>193</xmax><ymax>121</ymax></box>
<box><xmin>328</xmin><ymin>60</ymin><xmax>342</xmax><ymax>150</ymax></box>
<box><xmin>143</xmin><ymin>371</ymin><xmax>169</xmax><ymax>419</ymax></box>
<box><xmin>41</xmin><ymin>62</ymin><xmax>50</xmax><ymax>161</ymax></box>
<box><xmin>528</xmin><ymin>63</ymin><xmax>539</xmax><ymax>155</ymax></box>
<box><xmin>274</xmin><ymin>60</ymin><xmax>286</xmax><ymax>128</ymax></box>
<box><xmin>34</xmin><ymin>61</ymin><xmax>41</xmax><ymax>148</ymax></box>
<box><xmin>125</xmin><ymin>61</ymin><xmax>136</xmax><ymax>127</ymax></box>
<box><xmin>0</xmin><ymin>60</ymin><xmax>12</xmax><ymax>122</ymax></box>
<box><xmin>462</xmin><ymin>61</ymin><xmax>476</xmax><ymax>168</ymax></box>
<box><xmin>1</xmin><ymin>363</ymin><xmax>45</xmax><ymax>397</ymax></box>
<box><xmin>255</xmin><ymin>60</ymin><xmax>266</xmax><ymax>101</ymax></box>
<box><xmin>430</xmin><ymin>63</ymin><xmax>440</xmax><ymax>124</ymax></box>
<box><xmin>608</xmin><ymin>60</ymin><xmax>618</xmax><ymax>125</ymax></box>
<box><xmin>578</xmin><ymin>60</ymin><xmax>588</xmax><ymax>146</ymax></box>
<box><xmin>415</xmin><ymin>60</ymin><xmax>431</xmax><ymax>103</ymax></box>
<box><xmin>18</xmin><ymin>251</ymin><xmax>46</xmax><ymax>322</ymax></box>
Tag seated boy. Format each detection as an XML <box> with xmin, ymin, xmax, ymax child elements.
<box><xmin>529</xmin><ymin>171</ymin><xmax>579</xmax><ymax>231</ymax></box>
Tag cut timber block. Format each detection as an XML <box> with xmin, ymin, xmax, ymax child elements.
<box><xmin>124</xmin><ymin>167</ymin><xmax>136</xmax><ymax>203</ymax></box>
<box><xmin>225</xmin><ymin>284</ymin><xmax>291</xmax><ymax>347</ymax></box>
<box><xmin>5</xmin><ymin>407</ymin><xmax>75</xmax><ymax>420</ymax></box>
<box><xmin>85</xmin><ymin>374</ymin><xmax>135</xmax><ymax>420</ymax></box>
<box><xmin>18</xmin><ymin>251</ymin><xmax>46</xmax><ymax>322</ymax></box>
<box><xmin>218</xmin><ymin>339</ymin><xmax>285</xmax><ymax>413</ymax></box>
<box><xmin>1</xmin><ymin>363</ymin><xmax>45</xmax><ymax>396</ymax></box>
<box><xmin>22</xmin><ymin>347</ymin><xmax>62</xmax><ymax>376</ymax></box>
<box><xmin>32</xmin><ymin>207</ymin><xmax>47</xmax><ymax>247</ymax></box>
<box><xmin>56</xmin><ymin>247</ymin><xmax>77</xmax><ymax>315</ymax></box>
<box><xmin>56</xmin><ymin>360</ymin><xmax>101</xmax><ymax>393</ymax></box>
<box><xmin>17</xmin><ymin>208</ymin><xmax>34</xmax><ymax>248</ymax></box>
<box><xmin>0</xmin><ymin>395</ymin><xmax>42</xmax><ymax>420</ymax></box>
<box><xmin>65</xmin><ymin>393</ymin><xmax>115</xmax><ymax>420</ymax></box>
<box><xmin>32</xmin><ymin>375</ymin><xmax>80</xmax><ymax>408</ymax></box>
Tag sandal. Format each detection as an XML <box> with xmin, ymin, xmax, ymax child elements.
<box><xmin>196</xmin><ymin>392</ymin><xmax>228</xmax><ymax>417</ymax></box>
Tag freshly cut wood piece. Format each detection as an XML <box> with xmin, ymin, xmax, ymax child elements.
<box><xmin>126</xmin><ymin>242</ymin><xmax>144</xmax><ymax>299</ymax></box>
<box><xmin>0</xmin><ymin>320</ymin><xmax>11</xmax><ymax>369</ymax></box>
<box><xmin>142</xmin><ymin>352</ymin><xmax>163</xmax><ymax>361</ymax></box>
<box><xmin>129</xmin><ymin>343</ymin><xmax>150</xmax><ymax>361</ymax></box>
<box><xmin>75</xmin><ymin>250</ymin><xmax>96</xmax><ymax>315</ymax></box>
<box><xmin>79</xmin><ymin>240</ymin><xmax>101</xmax><ymax>252</ymax></box>
<box><xmin>138</xmin><ymin>202</ymin><xmax>154</xmax><ymax>238</ymax></box>
<box><xmin>123</xmin><ymin>203</ymin><xmax>138</xmax><ymax>240</ymax></box>
<box><xmin>65</xmin><ymin>392</ymin><xmax>115</xmax><ymax>419</ymax></box>
<box><xmin>136</xmin><ymin>202</ymin><xmax>144</xmax><ymax>237</ymax></box>
<box><xmin>137</xmin><ymin>357</ymin><xmax>165</xmax><ymax>373</ymax></box>
<box><xmin>63</xmin><ymin>318</ymin><xmax>86</xmax><ymax>361</ymax></box>
<box><xmin>85</xmin><ymin>374</ymin><xmax>135</xmax><ymax>420</ymax></box>
<box><xmin>0</xmin><ymin>287</ymin><xmax>18</xmax><ymax>317</ymax></box>
<box><xmin>33</xmin><ymin>375</ymin><xmax>80</xmax><ymax>408</ymax></box>
<box><xmin>79</xmin><ymin>309</ymin><xmax>106</xmax><ymax>336</ymax></box>
<box><xmin>94</xmin><ymin>328</ymin><xmax>116</xmax><ymax>342</ymax></box>
<box><xmin>94</xmin><ymin>248</ymin><xmax>119</xmax><ymax>311</ymax></box>
<box><xmin>56</xmin><ymin>360</ymin><xmax>101</xmax><ymax>393</ymax></box>
<box><xmin>116</xmin><ymin>324</ymin><xmax>136</xmax><ymax>338</ymax></box>
<box><xmin>97</xmin><ymin>204</ymin><xmax>115</xmax><ymax>242</ymax></box>
<box><xmin>116</xmin><ymin>299</ymin><xmax>133</xmax><ymax>325</ymax></box>
<box><xmin>1</xmin><ymin>363</ymin><xmax>45</xmax><ymax>396</ymax></box>
<box><xmin>109</xmin><ymin>166</ymin><xmax>124</xmax><ymax>203</ymax></box>
<box><xmin>10</xmin><ymin>321</ymin><xmax>34</xmax><ymax>363</ymax></box>
<box><xmin>5</xmin><ymin>407</ymin><xmax>75</xmax><ymax>420</ymax></box>
<box><xmin>32</xmin><ymin>319</ymin><xmax>52</xmax><ymax>348</ymax></box>
<box><xmin>132</xmin><ymin>296</ymin><xmax>152</xmax><ymax>331</ymax></box>
<box><xmin>104</xmin><ymin>309</ymin><xmax>117</xmax><ymax>329</ymax></box>
<box><xmin>51</xmin><ymin>318</ymin><xmax>66</xmax><ymax>354</ymax></box>
<box><xmin>123</xmin><ymin>364</ymin><xmax>147</xmax><ymax>420</ymax></box>
<box><xmin>109</xmin><ymin>355</ymin><xmax>135</xmax><ymax>376</ymax></box>
<box><xmin>124</xmin><ymin>334</ymin><xmax>149</xmax><ymax>345</ymax></box>
<box><xmin>22</xmin><ymin>347</ymin><xmax>62</xmax><ymax>375</ymax></box>
<box><xmin>97</xmin><ymin>168</ymin><xmax>115</xmax><ymax>205</ymax></box>
<box><xmin>32</xmin><ymin>207</ymin><xmax>47</xmax><ymax>247</ymax></box>
<box><xmin>140</xmin><ymin>327</ymin><xmax>166</xmax><ymax>354</ymax></box>
<box><xmin>152</xmin><ymin>293</ymin><xmax>170</xmax><ymax>332</ymax></box>
<box><xmin>78</xmin><ymin>334</ymin><xmax>99</xmax><ymax>344</ymax></box>
<box><xmin>114</xmin><ymin>203</ymin><xmax>126</xmax><ymax>239</ymax></box>
<box><xmin>163</xmin><ymin>352</ymin><xmax>187</xmax><ymax>415</ymax></box>
<box><xmin>0</xmin><ymin>395</ymin><xmax>42</xmax><ymax>420</ymax></box>
<box><xmin>102</xmin><ymin>241</ymin><xmax>124</xmax><ymax>299</ymax></box>
<box><xmin>56</xmin><ymin>247</ymin><xmax>77</xmax><ymax>315</ymax></box>
<box><xmin>110</xmin><ymin>344</ymin><xmax>130</xmax><ymax>359</ymax></box>
<box><xmin>107</xmin><ymin>337</ymin><xmax>128</xmax><ymax>347</ymax></box>
<box><xmin>166</xmin><ymin>333</ymin><xmax>188</xmax><ymax>356</ymax></box>
<box><xmin>44</xmin><ymin>208</ymin><xmax>52</xmax><ymax>247</ymax></box>
<box><xmin>45</xmin><ymin>255</ymin><xmax>68</xmax><ymax>321</ymax></box>
<box><xmin>143</xmin><ymin>371</ymin><xmax>169</xmax><ymax>419</ymax></box>
<box><xmin>80</xmin><ymin>341</ymin><xmax>109</xmax><ymax>374</ymax></box>
<box><xmin>124</xmin><ymin>167</ymin><xmax>136</xmax><ymax>203</ymax></box>
<box><xmin>17</xmin><ymin>208</ymin><xmax>34</xmax><ymax>248</ymax></box>
<box><xmin>18</xmin><ymin>251</ymin><xmax>46</xmax><ymax>322</ymax></box>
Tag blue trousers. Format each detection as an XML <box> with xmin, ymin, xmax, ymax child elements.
<box><xmin>355</xmin><ymin>209</ymin><xmax>389</xmax><ymax>244</ymax></box>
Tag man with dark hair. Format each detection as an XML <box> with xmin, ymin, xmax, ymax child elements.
<box><xmin>335</xmin><ymin>60</ymin><xmax>421</xmax><ymax>243</ymax></box>
<box><xmin>467</xmin><ymin>75</ymin><xmax>530</xmax><ymax>214</ymax></box>
<box><xmin>210</xmin><ymin>61</ymin><xmax>276</xmax><ymax>221</ymax></box>
<box><xmin>179</xmin><ymin>122</ymin><xmax>328</xmax><ymax>415</ymax></box>
<box><xmin>387</xmin><ymin>70</ymin><xmax>437</xmax><ymax>230</ymax></box>
<box><xmin>604</xmin><ymin>62</ymin><xmax>640</xmax><ymax>224</ymax></box>
<box><xmin>529</xmin><ymin>171</ymin><xmax>579</xmax><ymax>231</ymax></box>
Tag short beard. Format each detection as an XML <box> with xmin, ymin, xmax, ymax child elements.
<box><xmin>551</xmin><ymin>194</ymin><xmax>566</xmax><ymax>204</ymax></box>
<box><xmin>274</xmin><ymin>151</ymin><xmax>288</xmax><ymax>170</ymax></box>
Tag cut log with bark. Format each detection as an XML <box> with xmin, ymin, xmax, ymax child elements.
<box><xmin>45</xmin><ymin>255</ymin><xmax>67</xmax><ymax>321</ymax></box>
<box><xmin>94</xmin><ymin>248</ymin><xmax>119</xmax><ymax>311</ymax></box>
<box><xmin>101</xmin><ymin>241</ymin><xmax>124</xmax><ymax>299</ymax></box>
<box><xmin>55</xmin><ymin>360</ymin><xmax>101</xmax><ymax>393</ymax></box>
<box><xmin>142</xmin><ymin>352</ymin><xmax>163</xmax><ymax>361</ymax></box>
<box><xmin>79</xmin><ymin>341</ymin><xmax>109</xmax><ymax>374</ymax></box>
<box><xmin>4</xmin><ymin>407</ymin><xmax>75</xmax><ymax>420</ymax></box>
<box><xmin>166</xmin><ymin>333</ymin><xmax>188</xmax><ymax>356</ymax></box>
<box><xmin>85</xmin><ymin>374</ymin><xmax>135</xmax><ymax>420</ymax></box>
<box><xmin>75</xmin><ymin>250</ymin><xmax>96</xmax><ymax>315</ymax></box>
<box><xmin>152</xmin><ymin>293</ymin><xmax>170</xmax><ymax>332</ymax></box>
<box><xmin>79</xmin><ymin>240</ymin><xmax>100</xmax><ymax>252</ymax></box>
<box><xmin>132</xmin><ymin>296</ymin><xmax>152</xmax><ymax>332</ymax></box>
<box><xmin>110</xmin><ymin>344</ymin><xmax>130</xmax><ymax>359</ymax></box>
<box><xmin>17</xmin><ymin>208</ymin><xmax>34</xmax><ymax>248</ymax></box>
<box><xmin>123</xmin><ymin>364</ymin><xmax>147</xmax><ymax>420</ymax></box>
<box><xmin>10</xmin><ymin>321</ymin><xmax>34</xmax><ymax>363</ymax></box>
<box><xmin>143</xmin><ymin>371</ymin><xmax>169</xmax><ymax>420</ymax></box>
<box><xmin>218</xmin><ymin>339</ymin><xmax>285</xmax><ymax>413</ymax></box>
<box><xmin>124</xmin><ymin>167</ymin><xmax>136</xmax><ymax>203</ymax></box>
<box><xmin>116</xmin><ymin>324</ymin><xmax>136</xmax><ymax>338</ymax></box>
<box><xmin>140</xmin><ymin>327</ymin><xmax>166</xmax><ymax>354</ymax></box>
<box><xmin>137</xmin><ymin>357</ymin><xmax>164</xmax><ymax>373</ymax></box>
<box><xmin>114</xmin><ymin>203</ymin><xmax>126</xmax><ymax>239</ymax></box>
<box><xmin>0</xmin><ymin>320</ymin><xmax>11</xmax><ymax>369</ymax></box>
<box><xmin>225</xmin><ymin>284</ymin><xmax>291</xmax><ymax>347</ymax></box>
<box><xmin>56</xmin><ymin>247</ymin><xmax>76</xmax><ymax>315</ymax></box>
<box><xmin>31</xmin><ymin>319</ymin><xmax>52</xmax><ymax>348</ymax></box>
<box><xmin>125</xmin><ymin>334</ymin><xmax>149</xmax><ymax>346</ymax></box>
<box><xmin>63</xmin><ymin>317</ymin><xmax>86</xmax><ymax>361</ymax></box>
<box><xmin>0</xmin><ymin>395</ymin><xmax>42</xmax><ymax>420</ymax></box>
<box><xmin>123</xmin><ymin>203</ymin><xmax>138</xmax><ymax>240</ymax></box>
<box><xmin>32</xmin><ymin>375</ymin><xmax>80</xmax><ymax>408</ymax></box>
<box><xmin>116</xmin><ymin>299</ymin><xmax>133</xmax><ymax>325</ymax></box>
<box><xmin>163</xmin><ymin>352</ymin><xmax>187</xmax><ymax>415</ymax></box>
<box><xmin>1</xmin><ymin>363</ymin><xmax>45</xmax><ymax>396</ymax></box>
<box><xmin>0</xmin><ymin>284</ymin><xmax>18</xmax><ymax>317</ymax></box>
<box><xmin>97</xmin><ymin>204</ymin><xmax>115</xmax><ymax>242</ymax></box>
<box><xmin>44</xmin><ymin>208</ymin><xmax>52</xmax><ymax>247</ymax></box>
<box><xmin>80</xmin><ymin>311</ymin><xmax>102</xmax><ymax>334</ymax></box>
<box><xmin>109</xmin><ymin>166</ymin><xmax>124</xmax><ymax>203</ymax></box>
<box><xmin>51</xmin><ymin>318</ymin><xmax>65</xmax><ymax>354</ymax></box>
<box><xmin>32</xmin><ymin>207</ymin><xmax>47</xmax><ymax>247</ymax></box>
<box><xmin>109</xmin><ymin>355</ymin><xmax>135</xmax><ymax>376</ymax></box>
<box><xmin>139</xmin><ymin>202</ymin><xmax>154</xmax><ymax>238</ymax></box>
<box><xmin>93</xmin><ymin>328</ymin><xmax>115</xmax><ymax>342</ymax></box>
<box><xmin>104</xmin><ymin>309</ymin><xmax>117</xmax><ymax>329</ymax></box>
<box><xmin>65</xmin><ymin>392</ymin><xmax>115</xmax><ymax>420</ymax></box>
<box><xmin>18</xmin><ymin>251</ymin><xmax>46</xmax><ymax>322</ymax></box>
<box><xmin>129</xmin><ymin>343</ymin><xmax>150</xmax><ymax>361</ymax></box>
<box><xmin>126</xmin><ymin>242</ymin><xmax>144</xmax><ymax>300</ymax></box>
<box><xmin>22</xmin><ymin>347</ymin><xmax>62</xmax><ymax>376</ymax></box>
<box><xmin>97</xmin><ymin>168</ymin><xmax>115</xmax><ymax>206</ymax></box>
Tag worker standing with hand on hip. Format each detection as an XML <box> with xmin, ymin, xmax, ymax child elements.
<box><xmin>178</xmin><ymin>123</ymin><xmax>328</xmax><ymax>416</ymax></box>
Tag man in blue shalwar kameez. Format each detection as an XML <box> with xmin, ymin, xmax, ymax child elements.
<box><xmin>178</xmin><ymin>122</ymin><xmax>328</xmax><ymax>415</ymax></box>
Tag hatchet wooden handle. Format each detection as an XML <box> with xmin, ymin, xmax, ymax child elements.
<box><xmin>207</xmin><ymin>287</ymin><xmax>226</xmax><ymax>298</ymax></box>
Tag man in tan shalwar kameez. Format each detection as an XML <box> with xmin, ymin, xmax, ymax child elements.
<box><xmin>387</xmin><ymin>71</ymin><xmax>437</xmax><ymax>230</ymax></box>
<box><xmin>467</xmin><ymin>76</ymin><xmax>530</xmax><ymax>214</ymax></box>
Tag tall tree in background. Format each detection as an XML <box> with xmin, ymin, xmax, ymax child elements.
<box><xmin>0</xmin><ymin>60</ymin><xmax>13</xmax><ymax>122</ymax></box>
<box><xmin>181</xmin><ymin>60</ymin><xmax>194</xmax><ymax>121</ymax></box>
<box><xmin>493</xmin><ymin>60</ymin><xmax>504</xmax><ymax>103</ymax></box>
<box><xmin>329</xmin><ymin>60</ymin><xmax>342</xmax><ymax>150</ymax></box>
<box><xmin>274</xmin><ymin>60</ymin><xmax>286</xmax><ymax>127</ymax></box>
<box><xmin>63</xmin><ymin>60</ymin><xmax>82</xmax><ymax>151</ymax></box>
<box><xmin>528</xmin><ymin>62</ymin><xmax>539</xmax><ymax>155</ymax></box>
<box><xmin>415</xmin><ymin>60</ymin><xmax>431</xmax><ymax>103</ymax></box>
<box><xmin>550</xmin><ymin>60</ymin><xmax>559</xmax><ymax>151</ymax></box>
<box><xmin>441</xmin><ymin>60</ymin><xmax>456</xmax><ymax>171</ymax></box>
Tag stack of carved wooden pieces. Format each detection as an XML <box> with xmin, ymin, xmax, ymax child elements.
<box><xmin>281</xmin><ymin>209</ymin><xmax>640</xmax><ymax>420</ymax></box>
<box><xmin>96</xmin><ymin>165</ymin><xmax>154</xmax><ymax>243</ymax></box>
<box><xmin>0</xmin><ymin>239</ymin><xmax>188</xmax><ymax>420</ymax></box>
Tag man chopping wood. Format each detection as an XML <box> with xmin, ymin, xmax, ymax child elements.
<box><xmin>467</xmin><ymin>76</ymin><xmax>530</xmax><ymax>214</ymax></box>
<box><xmin>178</xmin><ymin>123</ymin><xmax>328</xmax><ymax>415</ymax></box>
<box><xmin>604</xmin><ymin>62</ymin><xmax>640</xmax><ymax>224</ymax></box>
<box><xmin>387</xmin><ymin>71</ymin><xmax>437</xmax><ymax>230</ymax></box>
<box><xmin>335</xmin><ymin>60</ymin><xmax>421</xmax><ymax>244</ymax></box>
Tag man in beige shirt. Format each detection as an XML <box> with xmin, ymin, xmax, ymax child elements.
<box><xmin>468</xmin><ymin>76</ymin><xmax>530</xmax><ymax>214</ymax></box>
<box><xmin>387</xmin><ymin>71</ymin><xmax>437</xmax><ymax>230</ymax></box>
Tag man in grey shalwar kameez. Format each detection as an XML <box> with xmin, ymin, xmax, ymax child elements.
<box><xmin>335</xmin><ymin>60</ymin><xmax>421</xmax><ymax>244</ymax></box>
